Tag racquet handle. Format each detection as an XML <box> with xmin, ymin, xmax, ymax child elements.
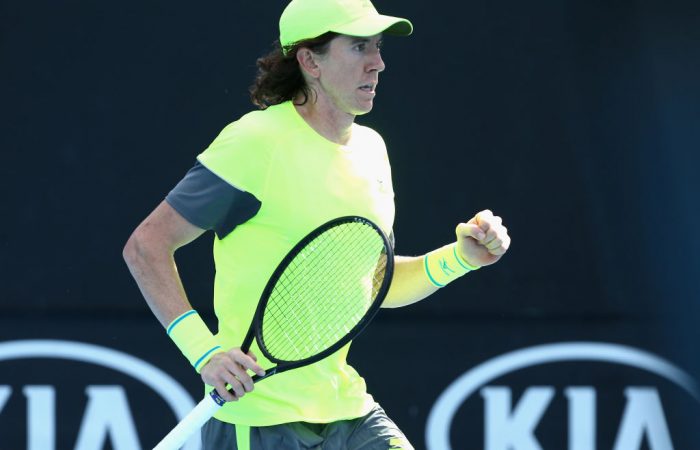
<box><xmin>152</xmin><ymin>393</ymin><xmax>221</xmax><ymax>450</ymax></box>
<box><xmin>153</xmin><ymin>370</ymin><xmax>274</xmax><ymax>450</ymax></box>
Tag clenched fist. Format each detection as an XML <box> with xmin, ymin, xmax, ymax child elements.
<box><xmin>455</xmin><ymin>210</ymin><xmax>511</xmax><ymax>268</ymax></box>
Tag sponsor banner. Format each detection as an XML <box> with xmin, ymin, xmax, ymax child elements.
<box><xmin>426</xmin><ymin>342</ymin><xmax>700</xmax><ymax>450</ymax></box>
<box><xmin>0</xmin><ymin>339</ymin><xmax>199</xmax><ymax>450</ymax></box>
<box><xmin>0</xmin><ymin>317</ymin><xmax>203</xmax><ymax>450</ymax></box>
<box><xmin>351</xmin><ymin>318</ymin><xmax>700</xmax><ymax>449</ymax></box>
<box><xmin>1</xmin><ymin>317</ymin><xmax>698</xmax><ymax>449</ymax></box>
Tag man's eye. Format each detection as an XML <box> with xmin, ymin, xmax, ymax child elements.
<box><xmin>355</xmin><ymin>43</ymin><xmax>366</xmax><ymax>51</ymax></box>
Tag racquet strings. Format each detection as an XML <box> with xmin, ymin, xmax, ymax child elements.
<box><xmin>261</xmin><ymin>221</ymin><xmax>389</xmax><ymax>362</ymax></box>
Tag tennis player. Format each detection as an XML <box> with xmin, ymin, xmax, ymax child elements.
<box><xmin>123</xmin><ymin>0</ymin><xmax>510</xmax><ymax>448</ymax></box>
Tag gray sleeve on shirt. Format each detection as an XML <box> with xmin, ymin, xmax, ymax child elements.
<box><xmin>165</xmin><ymin>161</ymin><xmax>262</xmax><ymax>239</ymax></box>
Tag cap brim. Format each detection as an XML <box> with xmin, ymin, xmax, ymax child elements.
<box><xmin>331</xmin><ymin>14</ymin><xmax>413</xmax><ymax>37</ymax></box>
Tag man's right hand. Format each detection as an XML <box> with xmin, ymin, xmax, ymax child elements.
<box><xmin>200</xmin><ymin>348</ymin><xmax>266</xmax><ymax>402</ymax></box>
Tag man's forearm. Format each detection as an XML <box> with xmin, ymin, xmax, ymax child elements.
<box><xmin>123</xmin><ymin>233</ymin><xmax>193</xmax><ymax>328</ymax></box>
<box><xmin>382</xmin><ymin>255</ymin><xmax>439</xmax><ymax>308</ymax></box>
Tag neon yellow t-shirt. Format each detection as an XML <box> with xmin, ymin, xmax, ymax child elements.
<box><xmin>197</xmin><ymin>101</ymin><xmax>395</xmax><ymax>426</ymax></box>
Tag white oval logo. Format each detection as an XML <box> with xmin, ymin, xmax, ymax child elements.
<box><xmin>425</xmin><ymin>342</ymin><xmax>699</xmax><ymax>450</ymax></box>
<box><xmin>0</xmin><ymin>339</ymin><xmax>199</xmax><ymax>450</ymax></box>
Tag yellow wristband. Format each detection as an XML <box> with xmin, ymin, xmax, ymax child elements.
<box><xmin>424</xmin><ymin>242</ymin><xmax>480</xmax><ymax>288</ymax></box>
<box><xmin>166</xmin><ymin>310</ymin><xmax>223</xmax><ymax>373</ymax></box>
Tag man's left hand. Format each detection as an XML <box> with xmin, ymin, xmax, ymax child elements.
<box><xmin>455</xmin><ymin>209</ymin><xmax>511</xmax><ymax>268</ymax></box>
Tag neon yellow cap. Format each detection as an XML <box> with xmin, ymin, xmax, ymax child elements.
<box><xmin>279</xmin><ymin>0</ymin><xmax>413</xmax><ymax>49</ymax></box>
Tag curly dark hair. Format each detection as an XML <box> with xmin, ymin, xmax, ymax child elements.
<box><xmin>249</xmin><ymin>32</ymin><xmax>339</xmax><ymax>109</ymax></box>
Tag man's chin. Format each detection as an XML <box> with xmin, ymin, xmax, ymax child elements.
<box><xmin>354</xmin><ymin>103</ymin><xmax>374</xmax><ymax>116</ymax></box>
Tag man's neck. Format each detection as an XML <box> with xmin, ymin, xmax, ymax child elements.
<box><xmin>294</xmin><ymin>94</ymin><xmax>355</xmax><ymax>145</ymax></box>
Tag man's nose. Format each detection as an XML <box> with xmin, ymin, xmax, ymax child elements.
<box><xmin>368</xmin><ymin>51</ymin><xmax>385</xmax><ymax>72</ymax></box>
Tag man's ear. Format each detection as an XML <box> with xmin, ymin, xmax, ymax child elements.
<box><xmin>297</xmin><ymin>48</ymin><xmax>321</xmax><ymax>79</ymax></box>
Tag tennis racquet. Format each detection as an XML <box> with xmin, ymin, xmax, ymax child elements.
<box><xmin>153</xmin><ymin>215</ymin><xmax>394</xmax><ymax>450</ymax></box>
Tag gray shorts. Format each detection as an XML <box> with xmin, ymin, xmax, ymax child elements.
<box><xmin>201</xmin><ymin>403</ymin><xmax>413</xmax><ymax>450</ymax></box>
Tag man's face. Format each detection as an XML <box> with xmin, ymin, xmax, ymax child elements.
<box><xmin>314</xmin><ymin>34</ymin><xmax>386</xmax><ymax>116</ymax></box>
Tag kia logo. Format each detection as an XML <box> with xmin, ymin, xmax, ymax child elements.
<box><xmin>0</xmin><ymin>339</ymin><xmax>199</xmax><ymax>450</ymax></box>
<box><xmin>426</xmin><ymin>342</ymin><xmax>699</xmax><ymax>450</ymax></box>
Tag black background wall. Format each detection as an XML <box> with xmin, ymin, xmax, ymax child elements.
<box><xmin>1</xmin><ymin>0</ymin><xmax>699</xmax><ymax>449</ymax></box>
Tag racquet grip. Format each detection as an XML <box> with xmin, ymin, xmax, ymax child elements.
<box><xmin>152</xmin><ymin>393</ymin><xmax>222</xmax><ymax>450</ymax></box>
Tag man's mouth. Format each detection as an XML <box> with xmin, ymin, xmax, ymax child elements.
<box><xmin>359</xmin><ymin>83</ymin><xmax>376</xmax><ymax>93</ymax></box>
